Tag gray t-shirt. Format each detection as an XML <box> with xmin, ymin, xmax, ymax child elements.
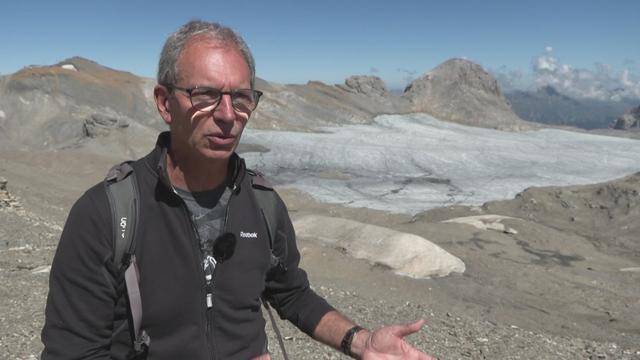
<box><xmin>174</xmin><ymin>185</ymin><xmax>231</xmax><ymax>259</ymax></box>
<box><xmin>175</xmin><ymin>184</ymin><xmax>232</xmax><ymax>308</ymax></box>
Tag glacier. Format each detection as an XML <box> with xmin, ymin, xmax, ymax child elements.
<box><xmin>242</xmin><ymin>114</ymin><xmax>640</xmax><ymax>215</ymax></box>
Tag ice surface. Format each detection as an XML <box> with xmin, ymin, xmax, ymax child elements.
<box><xmin>242</xmin><ymin>114</ymin><xmax>640</xmax><ymax>214</ymax></box>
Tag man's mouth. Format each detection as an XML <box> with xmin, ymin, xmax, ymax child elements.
<box><xmin>206</xmin><ymin>134</ymin><xmax>235</xmax><ymax>145</ymax></box>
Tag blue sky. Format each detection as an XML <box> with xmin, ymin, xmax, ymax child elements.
<box><xmin>2</xmin><ymin>0</ymin><xmax>639</xmax><ymax>93</ymax></box>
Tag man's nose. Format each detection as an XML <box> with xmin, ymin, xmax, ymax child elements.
<box><xmin>214</xmin><ymin>94</ymin><xmax>235</xmax><ymax>121</ymax></box>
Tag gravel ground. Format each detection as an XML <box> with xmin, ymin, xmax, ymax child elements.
<box><xmin>1</xmin><ymin>153</ymin><xmax>640</xmax><ymax>359</ymax></box>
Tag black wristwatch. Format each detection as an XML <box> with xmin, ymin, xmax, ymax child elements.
<box><xmin>341</xmin><ymin>325</ymin><xmax>365</xmax><ymax>357</ymax></box>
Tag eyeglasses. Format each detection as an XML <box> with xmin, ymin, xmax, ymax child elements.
<box><xmin>169</xmin><ymin>85</ymin><xmax>263</xmax><ymax>114</ymax></box>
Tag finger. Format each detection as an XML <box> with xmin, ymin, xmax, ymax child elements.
<box><xmin>250</xmin><ymin>354</ymin><xmax>271</xmax><ymax>360</ymax></box>
<box><xmin>421</xmin><ymin>353</ymin><xmax>437</xmax><ymax>360</ymax></box>
<box><xmin>392</xmin><ymin>319</ymin><xmax>426</xmax><ymax>338</ymax></box>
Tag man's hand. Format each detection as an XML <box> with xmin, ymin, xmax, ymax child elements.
<box><xmin>250</xmin><ymin>353</ymin><xmax>271</xmax><ymax>360</ymax></box>
<box><xmin>358</xmin><ymin>319</ymin><xmax>436</xmax><ymax>360</ymax></box>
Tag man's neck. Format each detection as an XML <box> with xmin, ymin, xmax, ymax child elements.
<box><xmin>166</xmin><ymin>148</ymin><xmax>230</xmax><ymax>192</ymax></box>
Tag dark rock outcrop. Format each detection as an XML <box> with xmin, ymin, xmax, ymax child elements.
<box><xmin>340</xmin><ymin>75</ymin><xmax>388</xmax><ymax>97</ymax></box>
<box><xmin>612</xmin><ymin>105</ymin><xmax>640</xmax><ymax>130</ymax></box>
<box><xmin>0</xmin><ymin>177</ymin><xmax>22</xmax><ymax>211</ymax></box>
<box><xmin>403</xmin><ymin>58</ymin><xmax>527</xmax><ymax>130</ymax></box>
<box><xmin>83</xmin><ymin>113</ymin><xmax>130</xmax><ymax>138</ymax></box>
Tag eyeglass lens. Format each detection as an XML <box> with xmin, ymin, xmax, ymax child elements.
<box><xmin>190</xmin><ymin>88</ymin><xmax>260</xmax><ymax>113</ymax></box>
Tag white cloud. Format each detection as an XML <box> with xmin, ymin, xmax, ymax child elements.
<box><xmin>397</xmin><ymin>68</ymin><xmax>418</xmax><ymax>86</ymax></box>
<box><xmin>532</xmin><ymin>47</ymin><xmax>640</xmax><ymax>100</ymax></box>
<box><xmin>489</xmin><ymin>66</ymin><xmax>527</xmax><ymax>92</ymax></box>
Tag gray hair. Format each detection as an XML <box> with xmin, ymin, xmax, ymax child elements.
<box><xmin>157</xmin><ymin>19</ymin><xmax>256</xmax><ymax>88</ymax></box>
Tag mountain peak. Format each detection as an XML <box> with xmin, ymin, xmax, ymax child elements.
<box><xmin>402</xmin><ymin>58</ymin><xmax>525</xmax><ymax>130</ymax></box>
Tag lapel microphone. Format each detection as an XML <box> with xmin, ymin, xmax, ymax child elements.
<box><xmin>213</xmin><ymin>232</ymin><xmax>237</xmax><ymax>264</ymax></box>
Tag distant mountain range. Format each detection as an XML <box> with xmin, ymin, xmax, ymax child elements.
<box><xmin>2</xmin><ymin>55</ymin><xmax>638</xmax><ymax>155</ymax></box>
<box><xmin>505</xmin><ymin>86</ymin><xmax>638</xmax><ymax>130</ymax></box>
<box><xmin>0</xmin><ymin>56</ymin><xmax>529</xmax><ymax>153</ymax></box>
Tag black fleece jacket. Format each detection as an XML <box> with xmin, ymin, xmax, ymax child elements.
<box><xmin>41</xmin><ymin>132</ymin><xmax>334</xmax><ymax>359</ymax></box>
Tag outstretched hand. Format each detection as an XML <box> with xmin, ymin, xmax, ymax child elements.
<box><xmin>250</xmin><ymin>353</ymin><xmax>271</xmax><ymax>360</ymax></box>
<box><xmin>360</xmin><ymin>319</ymin><xmax>436</xmax><ymax>360</ymax></box>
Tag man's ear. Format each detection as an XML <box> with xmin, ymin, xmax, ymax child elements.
<box><xmin>154</xmin><ymin>85</ymin><xmax>173</xmax><ymax>125</ymax></box>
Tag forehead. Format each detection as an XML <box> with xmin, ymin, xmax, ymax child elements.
<box><xmin>177</xmin><ymin>37</ymin><xmax>250</xmax><ymax>87</ymax></box>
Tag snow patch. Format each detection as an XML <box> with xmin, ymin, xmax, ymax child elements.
<box><xmin>442</xmin><ymin>215</ymin><xmax>518</xmax><ymax>234</ymax></box>
<box><xmin>61</xmin><ymin>64</ymin><xmax>78</xmax><ymax>71</ymax></box>
<box><xmin>31</xmin><ymin>265</ymin><xmax>51</xmax><ymax>274</ymax></box>
<box><xmin>0</xmin><ymin>110</ymin><xmax>5</xmax><ymax>119</ymax></box>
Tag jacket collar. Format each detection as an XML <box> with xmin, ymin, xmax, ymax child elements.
<box><xmin>146</xmin><ymin>131</ymin><xmax>246</xmax><ymax>193</ymax></box>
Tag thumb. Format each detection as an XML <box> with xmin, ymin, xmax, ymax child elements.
<box><xmin>250</xmin><ymin>354</ymin><xmax>271</xmax><ymax>360</ymax></box>
<box><xmin>392</xmin><ymin>319</ymin><xmax>426</xmax><ymax>338</ymax></box>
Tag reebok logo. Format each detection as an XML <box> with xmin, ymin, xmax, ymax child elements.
<box><xmin>119</xmin><ymin>217</ymin><xmax>128</xmax><ymax>239</ymax></box>
<box><xmin>240</xmin><ymin>231</ymin><xmax>258</xmax><ymax>239</ymax></box>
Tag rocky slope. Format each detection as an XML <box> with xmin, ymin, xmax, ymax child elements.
<box><xmin>0</xmin><ymin>57</ymin><xmax>160</xmax><ymax>151</ymax></box>
<box><xmin>1</xmin><ymin>151</ymin><xmax>639</xmax><ymax>359</ymax></box>
<box><xmin>250</xmin><ymin>76</ymin><xmax>410</xmax><ymax>131</ymax></box>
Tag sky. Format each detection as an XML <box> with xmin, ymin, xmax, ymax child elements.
<box><xmin>1</xmin><ymin>0</ymin><xmax>639</xmax><ymax>97</ymax></box>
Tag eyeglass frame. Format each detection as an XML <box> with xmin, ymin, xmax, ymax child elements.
<box><xmin>166</xmin><ymin>84</ymin><xmax>263</xmax><ymax>114</ymax></box>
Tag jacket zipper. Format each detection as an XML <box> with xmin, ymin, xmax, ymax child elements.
<box><xmin>174</xmin><ymin>184</ymin><xmax>236</xmax><ymax>360</ymax></box>
<box><xmin>208</xmin><ymin>185</ymin><xmax>235</xmax><ymax>360</ymax></box>
<box><xmin>172</xmin><ymin>187</ymin><xmax>215</xmax><ymax>360</ymax></box>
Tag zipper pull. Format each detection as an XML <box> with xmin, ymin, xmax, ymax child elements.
<box><xmin>206</xmin><ymin>292</ymin><xmax>213</xmax><ymax>308</ymax></box>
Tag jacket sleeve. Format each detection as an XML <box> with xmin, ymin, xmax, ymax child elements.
<box><xmin>41</xmin><ymin>184</ymin><xmax>119</xmax><ymax>360</ymax></box>
<box><xmin>263</xmin><ymin>193</ymin><xmax>335</xmax><ymax>336</ymax></box>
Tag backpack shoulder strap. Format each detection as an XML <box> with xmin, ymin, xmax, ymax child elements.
<box><xmin>250</xmin><ymin>170</ymin><xmax>278</xmax><ymax>249</ymax></box>
<box><xmin>249</xmin><ymin>170</ymin><xmax>288</xmax><ymax>272</ymax></box>
<box><xmin>104</xmin><ymin>161</ymin><xmax>138</xmax><ymax>271</ymax></box>
<box><xmin>104</xmin><ymin>161</ymin><xmax>150</xmax><ymax>354</ymax></box>
<box><xmin>249</xmin><ymin>170</ymin><xmax>290</xmax><ymax>360</ymax></box>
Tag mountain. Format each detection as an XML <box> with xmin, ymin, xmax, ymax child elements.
<box><xmin>0</xmin><ymin>57</ymin><xmax>160</xmax><ymax>151</ymax></box>
<box><xmin>402</xmin><ymin>58</ymin><xmax>527</xmax><ymax>130</ymax></box>
<box><xmin>505</xmin><ymin>86</ymin><xmax>638</xmax><ymax>129</ymax></box>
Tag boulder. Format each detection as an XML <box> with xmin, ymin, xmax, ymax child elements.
<box><xmin>293</xmin><ymin>215</ymin><xmax>465</xmax><ymax>279</ymax></box>
<box><xmin>342</xmin><ymin>75</ymin><xmax>388</xmax><ymax>97</ymax></box>
<box><xmin>83</xmin><ymin>113</ymin><xmax>130</xmax><ymax>138</ymax></box>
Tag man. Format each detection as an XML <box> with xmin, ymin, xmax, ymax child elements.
<box><xmin>41</xmin><ymin>20</ymin><xmax>435</xmax><ymax>359</ymax></box>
